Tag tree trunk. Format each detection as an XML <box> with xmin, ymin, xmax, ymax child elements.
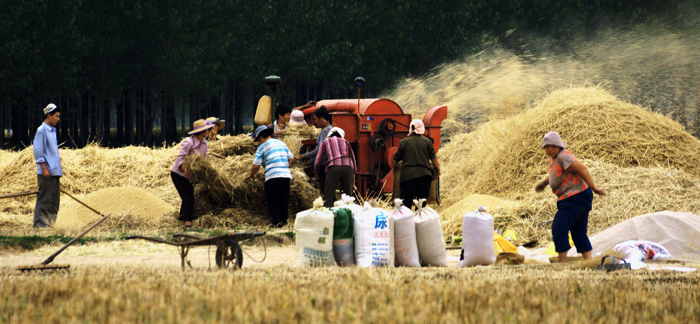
<box><xmin>125</xmin><ymin>90</ymin><xmax>134</xmax><ymax>145</ymax></box>
<box><xmin>60</xmin><ymin>97</ymin><xmax>69</xmax><ymax>146</ymax></box>
<box><xmin>10</xmin><ymin>96</ymin><xmax>28</xmax><ymax>147</ymax></box>
<box><xmin>0</xmin><ymin>94</ymin><xmax>5</xmax><ymax>149</ymax></box>
<box><xmin>144</xmin><ymin>88</ymin><xmax>156</xmax><ymax>146</ymax></box>
<box><xmin>104</xmin><ymin>99</ymin><xmax>113</xmax><ymax>146</ymax></box>
<box><xmin>180</xmin><ymin>98</ymin><xmax>186</xmax><ymax>138</ymax></box>
<box><xmin>80</xmin><ymin>94</ymin><xmax>89</xmax><ymax>147</ymax></box>
<box><xmin>164</xmin><ymin>97</ymin><xmax>177</xmax><ymax>145</ymax></box>
<box><xmin>89</xmin><ymin>94</ymin><xmax>97</xmax><ymax>143</ymax></box>
<box><xmin>116</xmin><ymin>96</ymin><xmax>124</xmax><ymax>147</ymax></box>
<box><xmin>70</xmin><ymin>97</ymin><xmax>80</xmax><ymax>148</ymax></box>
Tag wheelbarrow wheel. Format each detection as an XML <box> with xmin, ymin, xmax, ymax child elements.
<box><xmin>215</xmin><ymin>239</ymin><xmax>243</xmax><ymax>270</ymax></box>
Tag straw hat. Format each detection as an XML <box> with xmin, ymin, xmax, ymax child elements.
<box><xmin>408</xmin><ymin>119</ymin><xmax>425</xmax><ymax>135</ymax></box>
<box><xmin>206</xmin><ymin>117</ymin><xmax>226</xmax><ymax>129</ymax></box>
<box><xmin>326</xmin><ymin>127</ymin><xmax>345</xmax><ymax>139</ymax></box>
<box><xmin>188</xmin><ymin>119</ymin><xmax>215</xmax><ymax>135</ymax></box>
<box><xmin>541</xmin><ymin>131</ymin><xmax>567</xmax><ymax>149</ymax></box>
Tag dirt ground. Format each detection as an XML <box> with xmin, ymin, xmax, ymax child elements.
<box><xmin>0</xmin><ymin>241</ymin><xmax>465</xmax><ymax>270</ymax></box>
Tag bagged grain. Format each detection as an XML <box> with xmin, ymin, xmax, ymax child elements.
<box><xmin>294</xmin><ymin>198</ymin><xmax>335</xmax><ymax>267</ymax></box>
<box><xmin>458</xmin><ymin>206</ymin><xmax>496</xmax><ymax>267</ymax></box>
<box><xmin>413</xmin><ymin>199</ymin><xmax>448</xmax><ymax>267</ymax></box>
<box><xmin>390</xmin><ymin>199</ymin><xmax>420</xmax><ymax>267</ymax></box>
<box><xmin>331</xmin><ymin>207</ymin><xmax>355</xmax><ymax>266</ymax></box>
<box><xmin>354</xmin><ymin>202</ymin><xmax>393</xmax><ymax>267</ymax></box>
<box><xmin>334</xmin><ymin>194</ymin><xmax>364</xmax><ymax>216</ymax></box>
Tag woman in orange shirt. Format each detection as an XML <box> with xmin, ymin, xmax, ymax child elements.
<box><xmin>535</xmin><ymin>131</ymin><xmax>606</xmax><ymax>262</ymax></box>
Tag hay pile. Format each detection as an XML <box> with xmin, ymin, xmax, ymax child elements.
<box><xmin>0</xmin><ymin>126</ymin><xmax>323</xmax><ymax>230</ymax></box>
<box><xmin>277</xmin><ymin>123</ymin><xmax>320</xmax><ymax>156</ymax></box>
<box><xmin>56</xmin><ymin>187</ymin><xmax>176</xmax><ymax>230</ymax></box>
<box><xmin>438</xmin><ymin>87</ymin><xmax>700</xmax><ymax>244</ymax></box>
<box><xmin>207</xmin><ymin>134</ymin><xmax>257</xmax><ymax>156</ymax></box>
<box><xmin>0</xmin><ymin>144</ymin><xmax>179</xmax><ymax>217</ymax></box>
<box><xmin>184</xmin><ymin>129</ymin><xmax>321</xmax><ymax>227</ymax></box>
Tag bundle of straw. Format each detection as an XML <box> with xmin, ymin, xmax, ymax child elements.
<box><xmin>207</xmin><ymin>134</ymin><xmax>257</xmax><ymax>157</ymax></box>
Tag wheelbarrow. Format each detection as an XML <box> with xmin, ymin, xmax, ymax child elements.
<box><xmin>126</xmin><ymin>232</ymin><xmax>266</xmax><ymax>271</ymax></box>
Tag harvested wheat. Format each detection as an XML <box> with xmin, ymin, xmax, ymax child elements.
<box><xmin>55</xmin><ymin>187</ymin><xmax>175</xmax><ymax>230</ymax></box>
<box><xmin>437</xmin><ymin>87</ymin><xmax>700</xmax><ymax>245</ymax></box>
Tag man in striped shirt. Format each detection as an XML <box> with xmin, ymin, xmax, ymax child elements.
<box><xmin>314</xmin><ymin>127</ymin><xmax>357</xmax><ymax>207</ymax></box>
<box><xmin>246</xmin><ymin>126</ymin><xmax>294</xmax><ymax>227</ymax></box>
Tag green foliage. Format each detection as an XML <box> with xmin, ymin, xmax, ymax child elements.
<box><xmin>2</xmin><ymin>0</ymin><xmax>696</xmax><ymax>146</ymax></box>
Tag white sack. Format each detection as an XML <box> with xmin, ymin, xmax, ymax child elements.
<box><xmin>458</xmin><ymin>206</ymin><xmax>496</xmax><ymax>267</ymax></box>
<box><xmin>294</xmin><ymin>198</ymin><xmax>335</xmax><ymax>267</ymax></box>
<box><xmin>413</xmin><ymin>199</ymin><xmax>447</xmax><ymax>267</ymax></box>
<box><xmin>354</xmin><ymin>203</ymin><xmax>393</xmax><ymax>267</ymax></box>
<box><xmin>391</xmin><ymin>199</ymin><xmax>420</xmax><ymax>267</ymax></box>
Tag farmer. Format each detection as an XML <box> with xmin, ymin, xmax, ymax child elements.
<box><xmin>245</xmin><ymin>126</ymin><xmax>294</xmax><ymax>227</ymax></box>
<box><xmin>205</xmin><ymin>117</ymin><xmax>226</xmax><ymax>141</ymax></box>
<box><xmin>268</xmin><ymin>104</ymin><xmax>292</xmax><ymax>136</ymax></box>
<box><xmin>393</xmin><ymin>119</ymin><xmax>441</xmax><ymax>210</ymax></box>
<box><xmin>535</xmin><ymin>131</ymin><xmax>606</xmax><ymax>262</ymax></box>
<box><xmin>170</xmin><ymin>119</ymin><xmax>214</xmax><ymax>227</ymax></box>
<box><xmin>314</xmin><ymin>127</ymin><xmax>357</xmax><ymax>207</ymax></box>
<box><xmin>33</xmin><ymin>103</ymin><xmax>62</xmax><ymax>228</ymax></box>
<box><xmin>295</xmin><ymin>106</ymin><xmax>332</xmax><ymax>167</ymax></box>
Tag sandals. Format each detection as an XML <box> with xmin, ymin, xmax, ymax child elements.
<box><xmin>183</xmin><ymin>221</ymin><xmax>193</xmax><ymax>228</ymax></box>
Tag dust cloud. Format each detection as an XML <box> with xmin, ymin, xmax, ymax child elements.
<box><xmin>383</xmin><ymin>26</ymin><xmax>700</xmax><ymax>140</ymax></box>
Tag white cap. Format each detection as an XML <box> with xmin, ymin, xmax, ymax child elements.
<box><xmin>326</xmin><ymin>127</ymin><xmax>345</xmax><ymax>139</ymax></box>
<box><xmin>43</xmin><ymin>104</ymin><xmax>57</xmax><ymax>115</ymax></box>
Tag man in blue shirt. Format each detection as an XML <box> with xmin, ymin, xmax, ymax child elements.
<box><xmin>33</xmin><ymin>103</ymin><xmax>62</xmax><ymax>228</ymax></box>
<box><xmin>245</xmin><ymin>126</ymin><xmax>294</xmax><ymax>227</ymax></box>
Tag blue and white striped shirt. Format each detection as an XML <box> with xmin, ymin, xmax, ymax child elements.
<box><xmin>253</xmin><ymin>138</ymin><xmax>293</xmax><ymax>181</ymax></box>
<box><xmin>33</xmin><ymin>122</ymin><xmax>62</xmax><ymax>176</ymax></box>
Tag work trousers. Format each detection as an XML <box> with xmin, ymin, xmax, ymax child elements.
<box><xmin>400</xmin><ymin>175</ymin><xmax>432</xmax><ymax>210</ymax></box>
<box><xmin>323</xmin><ymin>165</ymin><xmax>355</xmax><ymax>208</ymax></box>
<box><xmin>171</xmin><ymin>171</ymin><xmax>195</xmax><ymax>222</ymax></box>
<box><xmin>552</xmin><ymin>188</ymin><xmax>593</xmax><ymax>253</ymax></box>
<box><xmin>34</xmin><ymin>175</ymin><xmax>60</xmax><ymax>228</ymax></box>
<box><xmin>265</xmin><ymin>177</ymin><xmax>291</xmax><ymax>227</ymax></box>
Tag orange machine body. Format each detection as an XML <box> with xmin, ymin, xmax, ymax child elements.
<box><xmin>300</xmin><ymin>99</ymin><xmax>447</xmax><ymax>197</ymax></box>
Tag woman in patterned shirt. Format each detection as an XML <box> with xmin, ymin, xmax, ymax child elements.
<box><xmin>535</xmin><ymin>131</ymin><xmax>606</xmax><ymax>262</ymax></box>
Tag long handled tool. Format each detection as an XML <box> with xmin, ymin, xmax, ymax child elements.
<box><xmin>16</xmin><ymin>190</ymin><xmax>111</xmax><ymax>272</ymax></box>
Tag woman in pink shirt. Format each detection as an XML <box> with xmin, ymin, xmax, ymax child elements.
<box><xmin>171</xmin><ymin>119</ymin><xmax>214</xmax><ymax>227</ymax></box>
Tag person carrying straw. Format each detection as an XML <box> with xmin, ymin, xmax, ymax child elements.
<box><xmin>171</xmin><ymin>119</ymin><xmax>214</xmax><ymax>227</ymax></box>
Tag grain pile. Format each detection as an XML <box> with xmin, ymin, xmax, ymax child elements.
<box><xmin>0</xmin><ymin>144</ymin><xmax>179</xmax><ymax>218</ymax></box>
<box><xmin>55</xmin><ymin>187</ymin><xmax>176</xmax><ymax>230</ymax></box>
<box><xmin>438</xmin><ymin>87</ymin><xmax>700</xmax><ymax>244</ymax></box>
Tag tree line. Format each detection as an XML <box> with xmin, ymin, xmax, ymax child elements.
<box><xmin>0</xmin><ymin>0</ymin><xmax>693</xmax><ymax>149</ymax></box>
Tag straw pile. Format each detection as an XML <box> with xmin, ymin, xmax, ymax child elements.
<box><xmin>276</xmin><ymin>123</ymin><xmax>320</xmax><ymax>156</ymax></box>
<box><xmin>182</xmin><ymin>127</ymin><xmax>322</xmax><ymax>226</ymax></box>
<box><xmin>0</xmin><ymin>124</ymin><xmax>323</xmax><ymax>230</ymax></box>
<box><xmin>0</xmin><ymin>144</ymin><xmax>179</xmax><ymax>217</ymax></box>
<box><xmin>438</xmin><ymin>87</ymin><xmax>700</xmax><ymax>244</ymax></box>
<box><xmin>55</xmin><ymin>187</ymin><xmax>176</xmax><ymax>230</ymax></box>
<box><xmin>207</xmin><ymin>134</ymin><xmax>257</xmax><ymax>156</ymax></box>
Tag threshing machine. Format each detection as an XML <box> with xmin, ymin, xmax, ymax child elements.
<box><xmin>299</xmin><ymin>99</ymin><xmax>447</xmax><ymax>197</ymax></box>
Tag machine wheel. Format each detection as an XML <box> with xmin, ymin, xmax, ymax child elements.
<box><xmin>215</xmin><ymin>239</ymin><xmax>243</xmax><ymax>270</ymax></box>
<box><xmin>378</xmin><ymin>118</ymin><xmax>396</xmax><ymax>135</ymax></box>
